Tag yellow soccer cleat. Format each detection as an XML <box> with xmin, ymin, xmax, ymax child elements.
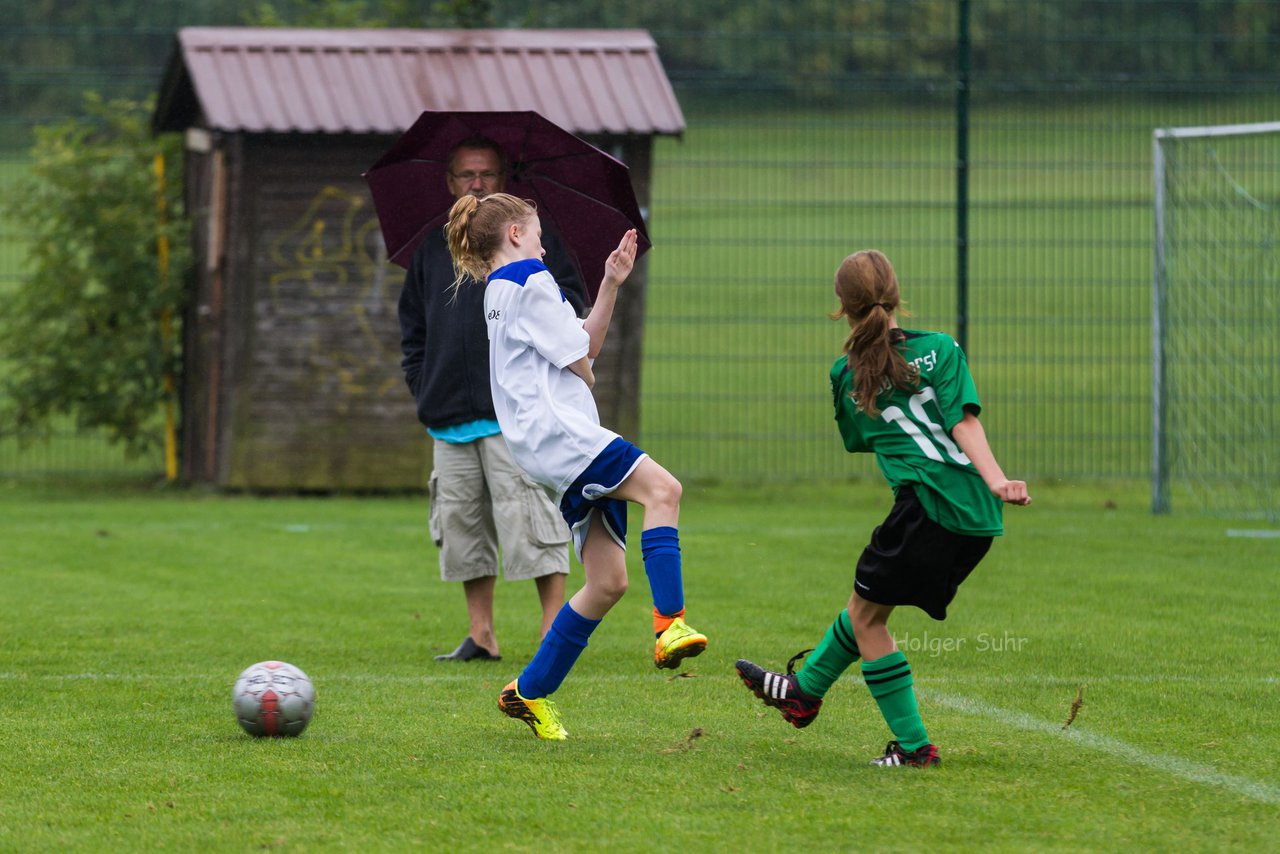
<box><xmin>498</xmin><ymin>680</ymin><xmax>568</xmax><ymax>740</ymax></box>
<box><xmin>654</xmin><ymin>617</ymin><xmax>708</xmax><ymax>669</ymax></box>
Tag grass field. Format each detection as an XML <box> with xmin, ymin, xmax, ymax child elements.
<box><xmin>2</xmin><ymin>478</ymin><xmax>1277</xmax><ymax>850</ymax></box>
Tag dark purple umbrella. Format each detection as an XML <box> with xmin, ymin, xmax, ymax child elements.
<box><xmin>363</xmin><ymin>110</ymin><xmax>650</xmax><ymax>304</ymax></box>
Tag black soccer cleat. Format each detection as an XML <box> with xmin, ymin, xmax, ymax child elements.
<box><xmin>869</xmin><ymin>740</ymin><xmax>941</xmax><ymax>767</ymax></box>
<box><xmin>735</xmin><ymin>652</ymin><xmax>823</xmax><ymax>729</ymax></box>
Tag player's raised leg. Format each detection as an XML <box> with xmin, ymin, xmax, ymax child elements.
<box><xmin>735</xmin><ymin>608</ymin><xmax>862</xmax><ymax>728</ymax></box>
<box><xmin>735</xmin><ymin>652</ymin><xmax>824</xmax><ymax>728</ymax></box>
<box><xmin>611</xmin><ymin>457</ymin><xmax>707</xmax><ymax>668</ymax></box>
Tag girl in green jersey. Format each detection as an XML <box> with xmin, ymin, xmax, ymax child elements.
<box><xmin>736</xmin><ymin>249</ymin><xmax>1031</xmax><ymax>767</ymax></box>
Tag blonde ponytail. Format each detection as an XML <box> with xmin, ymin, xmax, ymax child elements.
<box><xmin>444</xmin><ymin>193</ymin><xmax>537</xmax><ymax>299</ymax></box>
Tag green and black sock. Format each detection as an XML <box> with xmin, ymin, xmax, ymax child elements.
<box><xmin>861</xmin><ymin>650</ymin><xmax>930</xmax><ymax>752</ymax></box>
<box><xmin>795</xmin><ymin>610</ymin><xmax>860</xmax><ymax>699</ymax></box>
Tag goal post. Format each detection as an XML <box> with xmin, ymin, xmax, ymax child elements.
<box><xmin>1152</xmin><ymin>121</ymin><xmax>1280</xmax><ymax>519</ymax></box>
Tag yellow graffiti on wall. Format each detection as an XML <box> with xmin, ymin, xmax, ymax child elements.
<box><xmin>265</xmin><ymin>186</ymin><xmax>405</xmax><ymax>402</ymax></box>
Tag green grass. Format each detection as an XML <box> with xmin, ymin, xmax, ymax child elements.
<box><xmin>2</xmin><ymin>479</ymin><xmax>1277</xmax><ymax>850</ymax></box>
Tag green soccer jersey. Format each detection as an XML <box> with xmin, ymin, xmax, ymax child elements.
<box><xmin>830</xmin><ymin>329</ymin><xmax>1003</xmax><ymax>536</ymax></box>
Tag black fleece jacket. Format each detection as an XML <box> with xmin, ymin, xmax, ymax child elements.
<box><xmin>398</xmin><ymin>226</ymin><xmax>587</xmax><ymax>430</ymax></box>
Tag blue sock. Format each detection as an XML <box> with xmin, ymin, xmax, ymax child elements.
<box><xmin>516</xmin><ymin>603</ymin><xmax>600</xmax><ymax>699</ymax></box>
<box><xmin>641</xmin><ymin>526</ymin><xmax>683</xmax><ymax>617</ymax></box>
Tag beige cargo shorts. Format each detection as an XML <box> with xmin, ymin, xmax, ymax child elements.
<box><xmin>428</xmin><ymin>434</ymin><xmax>570</xmax><ymax>582</ymax></box>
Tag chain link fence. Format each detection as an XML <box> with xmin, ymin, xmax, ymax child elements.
<box><xmin>3</xmin><ymin>1</ymin><xmax>1278</xmax><ymax>493</ymax></box>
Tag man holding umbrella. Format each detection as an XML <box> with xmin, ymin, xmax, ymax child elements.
<box><xmin>398</xmin><ymin>136</ymin><xmax>587</xmax><ymax>662</ymax></box>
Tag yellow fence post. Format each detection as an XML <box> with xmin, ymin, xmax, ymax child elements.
<box><xmin>154</xmin><ymin>152</ymin><xmax>178</xmax><ymax>482</ymax></box>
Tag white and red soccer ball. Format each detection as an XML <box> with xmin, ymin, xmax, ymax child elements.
<box><xmin>232</xmin><ymin>661</ymin><xmax>316</xmax><ymax>737</ymax></box>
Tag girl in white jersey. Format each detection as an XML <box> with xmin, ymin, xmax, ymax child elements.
<box><xmin>445</xmin><ymin>192</ymin><xmax>708</xmax><ymax>740</ymax></box>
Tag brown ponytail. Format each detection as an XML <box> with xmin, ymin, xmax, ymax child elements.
<box><xmin>829</xmin><ymin>250</ymin><xmax>917</xmax><ymax>418</ymax></box>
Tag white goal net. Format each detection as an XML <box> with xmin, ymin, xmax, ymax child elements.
<box><xmin>1152</xmin><ymin>121</ymin><xmax>1280</xmax><ymax>520</ymax></box>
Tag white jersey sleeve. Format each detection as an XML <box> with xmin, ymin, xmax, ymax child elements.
<box><xmin>509</xmin><ymin>264</ymin><xmax>589</xmax><ymax>369</ymax></box>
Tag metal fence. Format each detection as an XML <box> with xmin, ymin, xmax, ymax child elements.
<box><xmin>3</xmin><ymin>1</ymin><xmax>1278</xmax><ymax>490</ymax></box>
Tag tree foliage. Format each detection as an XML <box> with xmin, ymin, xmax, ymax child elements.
<box><xmin>2</xmin><ymin>0</ymin><xmax>1276</xmax><ymax>124</ymax></box>
<box><xmin>1</xmin><ymin>95</ymin><xmax>191</xmax><ymax>457</ymax></box>
<box><xmin>546</xmin><ymin>0</ymin><xmax>1280</xmax><ymax>91</ymax></box>
<box><xmin>241</xmin><ymin>0</ymin><xmax>496</xmax><ymax>28</ymax></box>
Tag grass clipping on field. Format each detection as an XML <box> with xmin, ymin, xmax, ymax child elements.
<box><xmin>1062</xmin><ymin>685</ymin><xmax>1086</xmax><ymax>730</ymax></box>
<box><xmin>661</xmin><ymin>727</ymin><xmax>705</xmax><ymax>754</ymax></box>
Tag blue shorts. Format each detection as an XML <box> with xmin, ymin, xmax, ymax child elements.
<box><xmin>559</xmin><ymin>438</ymin><xmax>648</xmax><ymax>560</ymax></box>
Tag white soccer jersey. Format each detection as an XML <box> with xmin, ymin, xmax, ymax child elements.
<box><xmin>484</xmin><ymin>258</ymin><xmax>620</xmax><ymax>501</ymax></box>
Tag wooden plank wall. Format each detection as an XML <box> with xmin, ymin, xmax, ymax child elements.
<box><xmin>221</xmin><ymin>134</ymin><xmax>429</xmax><ymax>490</ymax></box>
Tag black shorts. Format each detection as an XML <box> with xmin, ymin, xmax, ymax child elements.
<box><xmin>853</xmin><ymin>486</ymin><xmax>993</xmax><ymax>621</ymax></box>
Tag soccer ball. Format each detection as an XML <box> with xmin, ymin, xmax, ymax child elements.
<box><xmin>232</xmin><ymin>660</ymin><xmax>316</xmax><ymax>737</ymax></box>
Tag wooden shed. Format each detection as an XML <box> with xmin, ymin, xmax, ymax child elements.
<box><xmin>152</xmin><ymin>27</ymin><xmax>685</xmax><ymax>490</ymax></box>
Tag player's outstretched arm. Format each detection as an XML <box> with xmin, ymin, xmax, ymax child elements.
<box><xmin>583</xmin><ymin>229</ymin><xmax>638</xmax><ymax>358</ymax></box>
<box><xmin>952</xmin><ymin>412</ymin><xmax>1031</xmax><ymax>506</ymax></box>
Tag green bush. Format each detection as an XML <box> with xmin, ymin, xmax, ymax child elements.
<box><xmin>1</xmin><ymin>94</ymin><xmax>191</xmax><ymax>458</ymax></box>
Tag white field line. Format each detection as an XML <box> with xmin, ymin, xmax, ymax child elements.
<box><xmin>925</xmin><ymin>689</ymin><xmax>1280</xmax><ymax>805</ymax></box>
<box><xmin>4</xmin><ymin>672</ymin><xmax>1276</xmax><ymax>685</ymax></box>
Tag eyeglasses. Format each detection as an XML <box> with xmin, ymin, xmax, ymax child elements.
<box><xmin>450</xmin><ymin>170</ymin><xmax>503</xmax><ymax>183</ymax></box>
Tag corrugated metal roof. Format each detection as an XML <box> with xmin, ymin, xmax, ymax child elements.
<box><xmin>154</xmin><ymin>27</ymin><xmax>685</xmax><ymax>137</ymax></box>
